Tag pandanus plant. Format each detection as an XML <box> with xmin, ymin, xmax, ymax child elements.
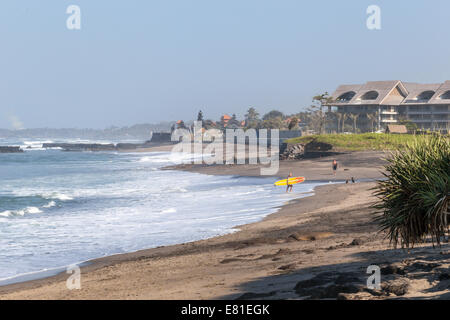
<box><xmin>374</xmin><ymin>135</ymin><xmax>450</xmax><ymax>248</ymax></box>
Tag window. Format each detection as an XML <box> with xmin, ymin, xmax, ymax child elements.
<box><xmin>336</xmin><ymin>91</ymin><xmax>356</xmax><ymax>102</ymax></box>
<box><xmin>416</xmin><ymin>91</ymin><xmax>434</xmax><ymax>101</ymax></box>
<box><xmin>439</xmin><ymin>91</ymin><xmax>450</xmax><ymax>99</ymax></box>
<box><xmin>360</xmin><ymin>91</ymin><xmax>379</xmax><ymax>100</ymax></box>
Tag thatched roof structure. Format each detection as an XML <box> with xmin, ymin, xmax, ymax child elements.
<box><xmin>385</xmin><ymin>125</ymin><xmax>408</xmax><ymax>134</ymax></box>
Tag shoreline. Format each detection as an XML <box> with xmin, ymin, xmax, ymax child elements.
<box><xmin>0</xmin><ymin>181</ymin><xmax>349</xmax><ymax>299</ymax></box>
<box><xmin>1</xmin><ymin>149</ymin><xmax>449</xmax><ymax>300</ymax></box>
<box><xmin>0</xmin><ymin>147</ymin><xmax>376</xmax><ymax>289</ymax></box>
<box><xmin>0</xmin><ymin>179</ymin><xmax>325</xmax><ymax>289</ymax></box>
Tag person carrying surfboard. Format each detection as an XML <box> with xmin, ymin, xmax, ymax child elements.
<box><xmin>274</xmin><ymin>175</ymin><xmax>305</xmax><ymax>189</ymax></box>
<box><xmin>286</xmin><ymin>172</ymin><xmax>294</xmax><ymax>193</ymax></box>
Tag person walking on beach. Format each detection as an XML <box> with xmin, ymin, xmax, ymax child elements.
<box><xmin>332</xmin><ymin>159</ymin><xmax>338</xmax><ymax>176</ymax></box>
<box><xmin>286</xmin><ymin>172</ymin><xmax>294</xmax><ymax>193</ymax></box>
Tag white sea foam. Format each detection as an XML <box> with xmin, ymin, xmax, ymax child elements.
<box><xmin>0</xmin><ymin>150</ymin><xmax>328</xmax><ymax>283</ymax></box>
<box><xmin>25</xmin><ymin>206</ymin><xmax>42</xmax><ymax>214</ymax></box>
<box><xmin>0</xmin><ymin>206</ymin><xmax>43</xmax><ymax>217</ymax></box>
<box><xmin>43</xmin><ymin>201</ymin><xmax>56</xmax><ymax>208</ymax></box>
<box><xmin>20</xmin><ymin>140</ymin><xmax>54</xmax><ymax>151</ymax></box>
<box><xmin>137</xmin><ymin>152</ymin><xmax>205</xmax><ymax>164</ymax></box>
<box><xmin>160</xmin><ymin>208</ymin><xmax>177</xmax><ymax>214</ymax></box>
<box><xmin>43</xmin><ymin>193</ymin><xmax>73</xmax><ymax>201</ymax></box>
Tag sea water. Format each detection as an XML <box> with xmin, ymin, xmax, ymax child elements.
<box><xmin>0</xmin><ymin>138</ymin><xmax>323</xmax><ymax>283</ymax></box>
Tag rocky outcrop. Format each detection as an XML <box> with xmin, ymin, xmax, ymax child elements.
<box><xmin>0</xmin><ymin>146</ymin><xmax>23</xmax><ymax>153</ymax></box>
<box><xmin>116</xmin><ymin>143</ymin><xmax>149</xmax><ymax>150</ymax></box>
<box><xmin>150</xmin><ymin>132</ymin><xmax>172</xmax><ymax>143</ymax></box>
<box><xmin>43</xmin><ymin>143</ymin><xmax>116</xmax><ymax>151</ymax></box>
<box><xmin>42</xmin><ymin>141</ymin><xmax>174</xmax><ymax>152</ymax></box>
<box><xmin>279</xmin><ymin>143</ymin><xmax>305</xmax><ymax>160</ymax></box>
<box><xmin>280</xmin><ymin>139</ymin><xmax>337</xmax><ymax>160</ymax></box>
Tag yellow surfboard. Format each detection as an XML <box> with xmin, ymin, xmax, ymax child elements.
<box><xmin>274</xmin><ymin>177</ymin><xmax>305</xmax><ymax>186</ymax></box>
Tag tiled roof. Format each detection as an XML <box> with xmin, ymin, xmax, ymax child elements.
<box><xmin>328</xmin><ymin>80</ymin><xmax>450</xmax><ymax>106</ymax></box>
<box><xmin>428</xmin><ymin>81</ymin><xmax>450</xmax><ymax>104</ymax></box>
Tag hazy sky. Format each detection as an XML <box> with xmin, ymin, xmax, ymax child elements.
<box><xmin>1</xmin><ymin>0</ymin><xmax>449</xmax><ymax>129</ymax></box>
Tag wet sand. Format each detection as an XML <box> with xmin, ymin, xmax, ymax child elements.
<box><xmin>0</xmin><ymin>150</ymin><xmax>448</xmax><ymax>300</ymax></box>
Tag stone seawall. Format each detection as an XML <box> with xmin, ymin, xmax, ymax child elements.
<box><xmin>0</xmin><ymin>146</ymin><xmax>23</xmax><ymax>153</ymax></box>
<box><xmin>280</xmin><ymin>139</ymin><xmax>340</xmax><ymax>160</ymax></box>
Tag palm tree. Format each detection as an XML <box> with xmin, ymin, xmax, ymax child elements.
<box><xmin>197</xmin><ymin>110</ymin><xmax>204</xmax><ymax>122</ymax></box>
<box><xmin>348</xmin><ymin>114</ymin><xmax>360</xmax><ymax>133</ymax></box>
<box><xmin>367</xmin><ymin>112</ymin><xmax>377</xmax><ymax>133</ymax></box>
<box><xmin>311</xmin><ymin>92</ymin><xmax>334</xmax><ymax>134</ymax></box>
<box><xmin>288</xmin><ymin>117</ymin><xmax>299</xmax><ymax>130</ymax></box>
<box><xmin>335</xmin><ymin>112</ymin><xmax>343</xmax><ymax>133</ymax></box>
<box><xmin>341</xmin><ymin>113</ymin><xmax>348</xmax><ymax>133</ymax></box>
<box><xmin>245</xmin><ymin>107</ymin><xmax>260</xmax><ymax>128</ymax></box>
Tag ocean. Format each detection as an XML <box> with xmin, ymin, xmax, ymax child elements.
<box><xmin>0</xmin><ymin>138</ymin><xmax>324</xmax><ymax>284</ymax></box>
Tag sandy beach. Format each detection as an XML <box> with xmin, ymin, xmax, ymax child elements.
<box><xmin>0</xmin><ymin>149</ymin><xmax>449</xmax><ymax>300</ymax></box>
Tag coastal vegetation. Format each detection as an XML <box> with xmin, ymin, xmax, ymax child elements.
<box><xmin>174</xmin><ymin>88</ymin><xmax>447</xmax><ymax>135</ymax></box>
<box><xmin>374</xmin><ymin>135</ymin><xmax>450</xmax><ymax>248</ymax></box>
<box><xmin>284</xmin><ymin>133</ymin><xmax>442</xmax><ymax>151</ymax></box>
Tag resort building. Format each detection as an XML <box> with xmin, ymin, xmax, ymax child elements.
<box><xmin>326</xmin><ymin>80</ymin><xmax>450</xmax><ymax>132</ymax></box>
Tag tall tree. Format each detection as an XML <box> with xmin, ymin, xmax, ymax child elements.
<box><xmin>341</xmin><ymin>113</ymin><xmax>348</xmax><ymax>133</ymax></box>
<box><xmin>310</xmin><ymin>92</ymin><xmax>334</xmax><ymax>134</ymax></box>
<box><xmin>245</xmin><ymin>107</ymin><xmax>259</xmax><ymax>120</ymax></box>
<box><xmin>197</xmin><ymin>110</ymin><xmax>204</xmax><ymax>122</ymax></box>
<box><xmin>262</xmin><ymin>110</ymin><xmax>284</xmax><ymax>121</ymax></box>
<box><xmin>227</xmin><ymin>114</ymin><xmax>242</xmax><ymax>128</ymax></box>
<box><xmin>295</xmin><ymin>111</ymin><xmax>310</xmax><ymax>124</ymax></box>
<box><xmin>367</xmin><ymin>112</ymin><xmax>378</xmax><ymax>133</ymax></box>
<box><xmin>335</xmin><ymin>112</ymin><xmax>343</xmax><ymax>133</ymax></box>
<box><xmin>288</xmin><ymin>117</ymin><xmax>299</xmax><ymax>130</ymax></box>
<box><xmin>348</xmin><ymin>114</ymin><xmax>360</xmax><ymax>133</ymax></box>
<box><xmin>245</xmin><ymin>107</ymin><xmax>260</xmax><ymax>128</ymax></box>
<box><xmin>261</xmin><ymin>118</ymin><xmax>284</xmax><ymax>129</ymax></box>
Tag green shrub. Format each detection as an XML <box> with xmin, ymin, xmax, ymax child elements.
<box><xmin>285</xmin><ymin>133</ymin><xmax>433</xmax><ymax>151</ymax></box>
<box><xmin>374</xmin><ymin>135</ymin><xmax>450</xmax><ymax>248</ymax></box>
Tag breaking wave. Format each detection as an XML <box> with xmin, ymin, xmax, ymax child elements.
<box><xmin>0</xmin><ymin>206</ymin><xmax>42</xmax><ymax>217</ymax></box>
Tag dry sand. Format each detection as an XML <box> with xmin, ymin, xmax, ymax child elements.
<box><xmin>0</xmin><ymin>150</ymin><xmax>448</xmax><ymax>300</ymax></box>
<box><xmin>164</xmin><ymin>150</ymin><xmax>387</xmax><ymax>181</ymax></box>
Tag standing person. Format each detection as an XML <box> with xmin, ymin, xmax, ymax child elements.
<box><xmin>286</xmin><ymin>172</ymin><xmax>294</xmax><ymax>193</ymax></box>
<box><xmin>332</xmin><ymin>159</ymin><xmax>338</xmax><ymax>176</ymax></box>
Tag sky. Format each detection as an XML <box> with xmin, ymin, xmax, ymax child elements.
<box><xmin>1</xmin><ymin>0</ymin><xmax>450</xmax><ymax>129</ymax></box>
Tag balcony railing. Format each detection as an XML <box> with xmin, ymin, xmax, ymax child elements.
<box><xmin>381</xmin><ymin>111</ymin><xmax>398</xmax><ymax>115</ymax></box>
<box><xmin>380</xmin><ymin>119</ymin><xmax>398</xmax><ymax>123</ymax></box>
